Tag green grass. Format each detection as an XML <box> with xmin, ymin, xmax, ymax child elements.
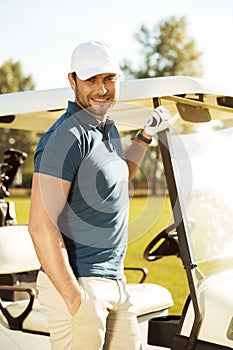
<box><xmin>9</xmin><ymin>193</ymin><xmax>189</xmax><ymax>315</ymax></box>
<box><xmin>9</xmin><ymin>195</ymin><xmax>31</xmax><ymax>224</ymax></box>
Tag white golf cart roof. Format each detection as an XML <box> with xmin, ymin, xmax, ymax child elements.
<box><xmin>0</xmin><ymin>76</ymin><xmax>232</xmax><ymax>132</ymax></box>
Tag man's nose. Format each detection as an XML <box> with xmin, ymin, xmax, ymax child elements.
<box><xmin>96</xmin><ymin>81</ymin><xmax>107</xmax><ymax>95</ymax></box>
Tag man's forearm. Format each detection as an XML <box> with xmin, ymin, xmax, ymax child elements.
<box><xmin>29</xmin><ymin>224</ymin><xmax>82</xmax><ymax>315</ymax></box>
<box><xmin>125</xmin><ymin>130</ymin><xmax>152</xmax><ymax>181</ymax></box>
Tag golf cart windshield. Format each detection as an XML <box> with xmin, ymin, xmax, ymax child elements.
<box><xmin>162</xmin><ymin>95</ymin><xmax>233</xmax><ymax>279</ymax></box>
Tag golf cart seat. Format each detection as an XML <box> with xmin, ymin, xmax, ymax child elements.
<box><xmin>0</xmin><ymin>225</ymin><xmax>173</xmax><ymax>334</ymax></box>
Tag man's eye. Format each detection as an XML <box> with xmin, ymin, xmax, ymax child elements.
<box><xmin>106</xmin><ymin>75</ymin><xmax>117</xmax><ymax>81</ymax></box>
<box><xmin>87</xmin><ymin>77</ymin><xmax>96</xmax><ymax>83</ymax></box>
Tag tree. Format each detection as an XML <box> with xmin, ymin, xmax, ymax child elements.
<box><xmin>0</xmin><ymin>59</ymin><xmax>35</xmax><ymax>94</ymax></box>
<box><xmin>121</xmin><ymin>16</ymin><xmax>203</xmax><ymax>195</ymax></box>
<box><xmin>0</xmin><ymin>60</ymin><xmax>37</xmax><ymax>187</ymax></box>
<box><xmin>121</xmin><ymin>16</ymin><xmax>203</xmax><ymax>79</ymax></box>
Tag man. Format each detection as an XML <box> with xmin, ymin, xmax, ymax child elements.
<box><xmin>29</xmin><ymin>40</ymin><xmax>175</xmax><ymax>350</ymax></box>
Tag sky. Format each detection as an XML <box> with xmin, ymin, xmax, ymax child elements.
<box><xmin>1</xmin><ymin>0</ymin><xmax>233</xmax><ymax>91</ymax></box>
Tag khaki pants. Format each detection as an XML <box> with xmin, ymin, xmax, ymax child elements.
<box><xmin>37</xmin><ymin>271</ymin><xmax>142</xmax><ymax>350</ymax></box>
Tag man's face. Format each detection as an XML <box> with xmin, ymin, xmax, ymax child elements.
<box><xmin>69</xmin><ymin>73</ymin><xmax>120</xmax><ymax>120</ymax></box>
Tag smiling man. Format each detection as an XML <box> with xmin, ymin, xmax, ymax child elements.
<box><xmin>29</xmin><ymin>40</ymin><xmax>175</xmax><ymax>350</ymax></box>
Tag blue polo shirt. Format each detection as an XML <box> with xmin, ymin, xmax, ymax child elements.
<box><xmin>34</xmin><ymin>101</ymin><xmax>129</xmax><ymax>279</ymax></box>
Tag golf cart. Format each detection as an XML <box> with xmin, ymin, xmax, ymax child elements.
<box><xmin>0</xmin><ymin>76</ymin><xmax>233</xmax><ymax>349</ymax></box>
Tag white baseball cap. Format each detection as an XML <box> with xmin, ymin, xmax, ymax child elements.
<box><xmin>70</xmin><ymin>40</ymin><xmax>122</xmax><ymax>80</ymax></box>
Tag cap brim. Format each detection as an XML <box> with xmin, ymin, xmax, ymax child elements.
<box><xmin>75</xmin><ymin>65</ymin><xmax>123</xmax><ymax>80</ymax></box>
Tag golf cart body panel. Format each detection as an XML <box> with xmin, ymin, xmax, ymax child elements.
<box><xmin>0</xmin><ymin>76</ymin><xmax>233</xmax><ymax>349</ymax></box>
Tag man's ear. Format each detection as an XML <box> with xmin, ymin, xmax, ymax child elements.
<box><xmin>68</xmin><ymin>72</ymin><xmax>76</xmax><ymax>91</ymax></box>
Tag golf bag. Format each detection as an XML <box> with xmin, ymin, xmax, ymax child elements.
<box><xmin>0</xmin><ymin>149</ymin><xmax>27</xmax><ymax>226</ymax></box>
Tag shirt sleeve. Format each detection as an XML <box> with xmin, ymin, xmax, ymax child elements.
<box><xmin>34</xmin><ymin>126</ymin><xmax>82</xmax><ymax>182</ymax></box>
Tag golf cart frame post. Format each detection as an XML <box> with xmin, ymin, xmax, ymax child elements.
<box><xmin>158</xmin><ymin>128</ymin><xmax>201</xmax><ymax>350</ymax></box>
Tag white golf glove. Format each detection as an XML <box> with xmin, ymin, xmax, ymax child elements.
<box><xmin>144</xmin><ymin>106</ymin><xmax>178</xmax><ymax>136</ymax></box>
